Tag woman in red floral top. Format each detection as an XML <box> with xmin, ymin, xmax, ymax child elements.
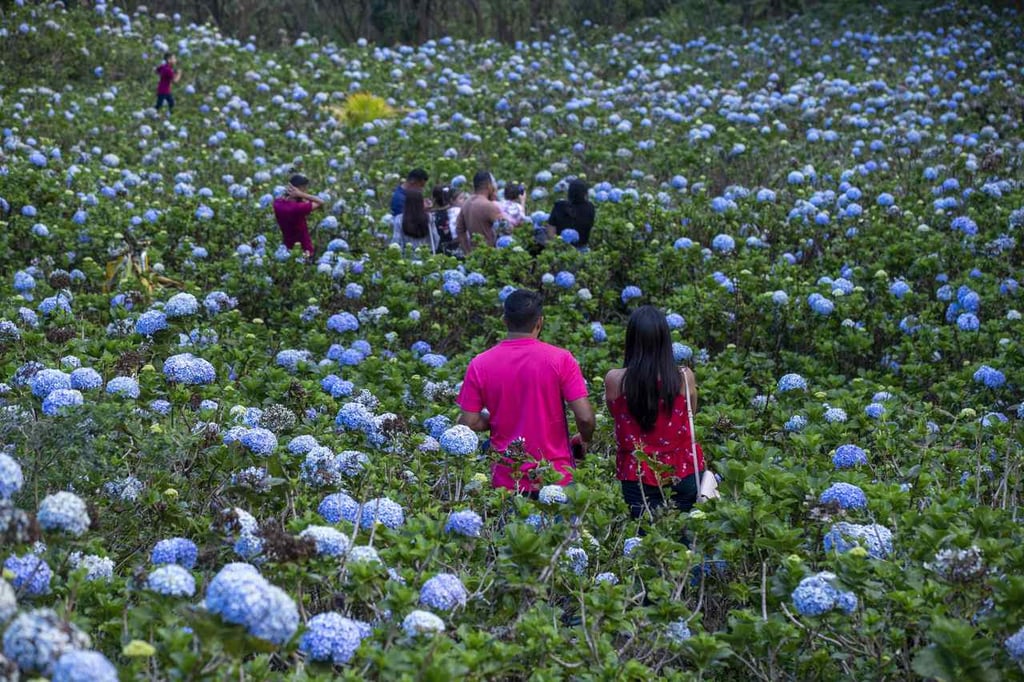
<box><xmin>605</xmin><ymin>306</ymin><xmax>705</xmax><ymax>519</ymax></box>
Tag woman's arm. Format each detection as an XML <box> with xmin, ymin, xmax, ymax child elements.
<box><xmin>604</xmin><ymin>369</ymin><xmax>623</xmax><ymax>408</ymax></box>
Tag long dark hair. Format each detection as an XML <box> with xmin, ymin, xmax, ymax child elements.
<box><xmin>402</xmin><ymin>189</ymin><xmax>429</xmax><ymax>238</ymax></box>
<box><xmin>622</xmin><ymin>306</ymin><xmax>680</xmax><ymax>431</ymax></box>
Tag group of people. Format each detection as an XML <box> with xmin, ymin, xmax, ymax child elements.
<box><xmin>389</xmin><ymin>169</ymin><xmax>597</xmax><ymax>256</ymax></box>
<box><xmin>457</xmin><ymin>291</ymin><xmax>706</xmax><ymax>520</ymax></box>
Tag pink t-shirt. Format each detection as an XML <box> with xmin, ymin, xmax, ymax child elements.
<box><xmin>156</xmin><ymin>64</ymin><xmax>175</xmax><ymax>95</ymax></box>
<box><xmin>457</xmin><ymin>338</ymin><xmax>588</xmax><ymax>491</ymax></box>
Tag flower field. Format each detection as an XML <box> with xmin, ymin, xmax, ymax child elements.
<box><xmin>1</xmin><ymin>1</ymin><xmax>1023</xmax><ymax>679</ymax></box>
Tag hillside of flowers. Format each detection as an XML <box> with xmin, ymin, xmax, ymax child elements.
<box><xmin>1</xmin><ymin>0</ymin><xmax>1023</xmax><ymax>679</ymax></box>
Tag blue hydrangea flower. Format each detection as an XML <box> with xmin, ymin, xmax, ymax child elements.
<box><xmin>823</xmin><ymin>407</ymin><xmax>847</xmax><ymax>423</ymax></box>
<box><xmin>538</xmin><ymin>485</ymin><xmax>568</xmax><ymax>505</ymax></box>
<box><xmin>205</xmin><ymin>563</ymin><xmax>299</xmax><ymax>644</ymax></box>
<box><xmin>42</xmin><ymin>389</ymin><xmax>84</xmax><ymax>416</ymax></box>
<box><xmin>791</xmin><ymin>573</ymin><xmax>857</xmax><ymax>616</ymax></box>
<box><xmin>240</xmin><ymin>428</ymin><xmax>277</xmax><ymax>455</ymax></box>
<box><xmin>164</xmin><ymin>293</ymin><xmax>200</xmax><ymax>318</ymax></box>
<box><xmin>665</xmin><ymin>313</ymin><xmax>685</xmax><ymax>329</ymax></box>
<box><xmin>777</xmin><ymin>373</ymin><xmax>808</xmax><ymax>392</ymax></box>
<box><xmin>554</xmin><ymin>271</ymin><xmax>576</xmax><ymax>288</ymax></box>
<box><xmin>560</xmin><ymin>229</ymin><xmax>580</xmax><ymax>244</ymax></box>
<box><xmin>421</xmin><ymin>353</ymin><xmax>448</xmax><ymax>369</ymax></box>
<box><xmin>0</xmin><ymin>453</ymin><xmax>24</xmax><ymax>500</ymax></box>
<box><xmin>973</xmin><ymin>365</ymin><xmax>1006</xmax><ymax>388</ymax></box>
<box><xmin>864</xmin><ymin>403</ymin><xmax>885</xmax><ymax>419</ymax></box>
<box><xmin>951</xmin><ymin>215</ymin><xmax>978</xmax><ymax>236</ymax></box>
<box><xmin>621</xmin><ymin>285</ymin><xmax>642</xmax><ymax>304</ymax></box>
<box><xmin>833</xmin><ymin>444</ymin><xmax>868</xmax><ymax>469</ymax></box>
<box><xmin>151</xmin><ymin>538</ymin><xmax>198</xmax><ymax>569</ymax></box>
<box><xmin>889</xmin><ymin>280</ymin><xmax>911</xmax><ymax>299</ymax></box>
<box><xmin>591</xmin><ymin>322</ymin><xmax>607</xmax><ymax>343</ymax></box>
<box><xmin>298</xmin><ymin>526</ymin><xmax>352</xmax><ymax>557</ymax></box>
<box><xmin>38</xmin><ymin>491</ymin><xmax>90</xmax><ymax>536</ymax></box>
<box><xmin>318</xmin><ymin>492</ymin><xmax>360</xmax><ymax>524</ymax></box>
<box><xmin>419</xmin><ymin>573</ymin><xmax>468</xmax><ymax>610</ymax></box>
<box><xmin>52</xmin><ymin>650</ymin><xmax>119</xmax><ymax>682</ymax></box>
<box><xmin>288</xmin><ymin>435</ymin><xmax>319</xmax><ymax>455</ymax></box>
<box><xmin>1005</xmin><ymin>627</ymin><xmax>1024</xmax><ymax>663</ymax></box>
<box><xmin>807</xmin><ymin>293</ymin><xmax>835</xmax><ymax>316</ymax></box>
<box><xmin>275</xmin><ymin>349</ymin><xmax>311</xmax><ymax>372</ymax></box>
<box><xmin>335</xmin><ymin>402</ymin><xmax>375</xmax><ymax>432</ymax></box>
<box><xmin>711</xmin><ymin>234</ymin><xmax>735</xmax><ymax>253</ymax></box>
<box><xmin>204</xmin><ymin>291</ymin><xmax>237</xmax><ymax>314</ymax></box>
<box><xmin>4</xmin><ymin>553</ymin><xmax>52</xmax><ymax>595</ymax></box>
<box><xmin>423</xmin><ymin>415</ymin><xmax>451</xmax><ymax>439</ymax></box>
<box><xmin>956</xmin><ymin>313</ymin><xmax>980</xmax><ymax>331</ymax></box>
<box><xmin>359</xmin><ymin>497</ymin><xmax>405</xmax><ymax>530</ymax></box>
<box><xmin>233</xmin><ymin>533</ymin><xmax>264</xmax><ymax>560</ymax></box>
<box><xmin>147</xmin><ymin>564</ymin><xmax>196</xmax><ymax>597</ymax></box>
<box><xmin>445</xmin><ymin>510</ymin><xmax>483</xmax><ymax>537</ymax></box>
<box><xmin>68</xmin><ymin>552</ymin><xmax>114</xmax><ymax>582</ymax></box>
<box><xmin>327</xmin><ymin>313</ymin><xmax>360</xmax><ymax>333</ymax></box>
<box><xmin>623</xmin><ymin>537</ymin><xmax>642</xmax><ymax>557</ymax></box>
<box><xmin>299</xmin><ymin>612</ymin><xmax>371</xmax><ymax>664</ymax></box>
<box><xmin>402</xmin><ymin>610</ymin><xmax>445</xmax><ymax>637</ymax></box>
<box><xmin>29</xmin><ymin>369</ymin><xmax>72</xmax><ymax>399</ymax></box>
<box><xmin>672</xmin><ymin>343</ymin><xmax>693</xmax><ymax>362</ymax></box>
<box><xmin>38</xmin><ymin>294</ymin><xmax>72</xmax><ymax>316</ymax></box>
<box><xmin>3</xmin><ymin>609</ymin><xmax>91</xmax><ymax>675</ymax></box>
<box><xmin>439</xmin><ymin>425</ymin><xmax>478</xmax><ymax>455</ymax></box>
<box><xmin>784</xmin><ymin>415</ymin><xmax>808</xmax><ymax>432</ymax></box>
<box><xmin>105</xmin><ymin>376</ymin><xmax>140</xmax><ymax>398</ymax></box>
<box><xmin>564</xmin><ymin>547</ymin><xmax>589</xmax><ymax>575</ymax></box>
<box><xmin>595</xmin><ymin>572</ymin><xmax>619</xmax><ymax>585</ymax></box>
<box><xmin>163</xmin><ymin>353</ymin><xmax>216</xmax><ymax>385</ymax></box>
<box><xmin>819</xmin><ymin>482</ymin><xmax>867</xmax><ymax>509</ymax></box>
<box><xmin>824</xmin><ymin>522</ymin><xmax>893</xmax><ymax>558</ymax></box>
<box><xmin>135</xmin><ymin>310</ymin><xmax>168</xmax><ymax>336</ymax></box>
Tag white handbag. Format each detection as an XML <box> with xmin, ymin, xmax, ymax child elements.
<box><xmin>683</xmin><ymin>371</ymin><xmax>720</xmax><ymax>502</ymax></box>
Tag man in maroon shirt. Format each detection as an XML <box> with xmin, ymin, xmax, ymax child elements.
<box><xmin>273</xmin><ymin>174</ymin><xmax>324</xmax><ymax>259</ymax></box>
<box><xmin>155</xmin><ymin>52</ymin><xmax>181</xmax><ymax>116</ymax></box>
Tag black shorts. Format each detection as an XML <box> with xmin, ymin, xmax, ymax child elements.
<box><xmin>155</xmin><ymin>93</ymin><xmax>175</xmax><ymax>111</ymax></box>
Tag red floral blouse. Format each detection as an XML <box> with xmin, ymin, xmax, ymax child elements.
<box><xmin>610</xmin><ymin>391</ymin><xmax>705</xmax><ymax>486</ymax></box>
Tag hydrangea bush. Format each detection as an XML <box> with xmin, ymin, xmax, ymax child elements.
<box><xmin>0</xmin><ymin>1</ymin><xmax>1022</xmax><ymax>680</ymax></box>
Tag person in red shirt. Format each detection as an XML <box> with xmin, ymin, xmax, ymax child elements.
<box><xmin>457</xmin><ymin>289</ymin><xmax>596</xmax><ymax>494</ymax></box>
<box><xmin>155</xmin><ymin>52</ymin><xmax>181</xmax><ymax>116</ymax></box>
<box><xmin>604</xmin><ymin>305</ymin><xmax>705</xmax><ymax>519</ymax></box>
<box><xmin>272</xmin><ymin>174</ymin><xmax>324</xmax><ymax>259</ymax></box>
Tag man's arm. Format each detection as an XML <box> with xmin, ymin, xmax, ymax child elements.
<box><xmin>568</xmin><ymin>397</ymin><xmax>596</xmax><ymax>444</ymax></box>
<box><xmin>288</xmin><ymin>185</ymin><xmax>325</xmax><ymax>210</ymax></box>
<box><xmin>458</xmin><ymin>410</ymin><xmax>490</xmax><ymax>432</ymax></box>
<box><xmin>173</xmin><ymin>70</ymin><xmax>182</xmax><ymax>83</ymax></box>
<box><xmin>456</xmin><ymin>208</ymin><xmax>471</xmax><ymax>253</ymax></box>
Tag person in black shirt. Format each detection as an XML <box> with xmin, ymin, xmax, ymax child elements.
<box><xmin>547</xmin><ymin>179</ymin><xmax>596</xmax><ymax>250</ymax></box>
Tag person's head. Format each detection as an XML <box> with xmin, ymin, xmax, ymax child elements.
<box><xmin>402</xmin><ymin>188</ymin><xmax>429</xmax><ymax>234</ymax></box>
<box><xmin>432</xmin><ymin>184</ymin><xmax>452</xmax><ymax>209</ymax></box>
<box><xmin>406</xmin><ymin>168</ymin><xmax>429</xmax><ymax>190</ymax></box>
<box><xmin>473</xmin><ymin>171</ymin><xmax>497</xmax><ymax>198</ymax></box>
<box><xmin>503</xmin><ymin>183</ymin><xmax>524</xmax><ymax>201</ymax></box>
<box><xmin>163</xmin><ymin>52</ymin><xmax>176</xmax><ymax>65</ymax></box>
<box><xmin>623</xmin><ymin>305</ymin><xmax>681</xmax><ymax>431</ymax></box>
<box><xmin>288</xmin><ymin>174</ymin><xmax>309</xmax><ymax>200</ymax></box>
<box><xmin>503</xmin><ymin>289</ymin><xmax>543</xmax><ymax>335</ymax></box>
<box><xmin>567</xmin><ymin>179</ymin><xmax>589</xmax><ymax>205</ymax></box>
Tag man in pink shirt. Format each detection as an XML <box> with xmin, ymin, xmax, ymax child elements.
<box><xmin>457</xmin><ymin>289</ymin><xmax>596</xmax><ymax>493</ymax></box>
<box><xmin>272</xmin><ymin>174</ymin><xmax>324</xmax><ymax>258</ymax></box>
<box><xmin>155</xmin><ymin>52</ymin><xmax>181</xmax><ymax>116</ymax></box>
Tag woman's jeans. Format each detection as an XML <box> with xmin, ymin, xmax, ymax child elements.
<box><xmin>620</xmin><ymin>474</ymin><xmax>699</xmax><ymax>520</ymax></box>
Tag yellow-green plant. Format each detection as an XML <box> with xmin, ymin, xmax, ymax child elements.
<box><xmin>328</xmin><ymin>92</ymin><xmax>396</xmax><ymax>127</ymax></box>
